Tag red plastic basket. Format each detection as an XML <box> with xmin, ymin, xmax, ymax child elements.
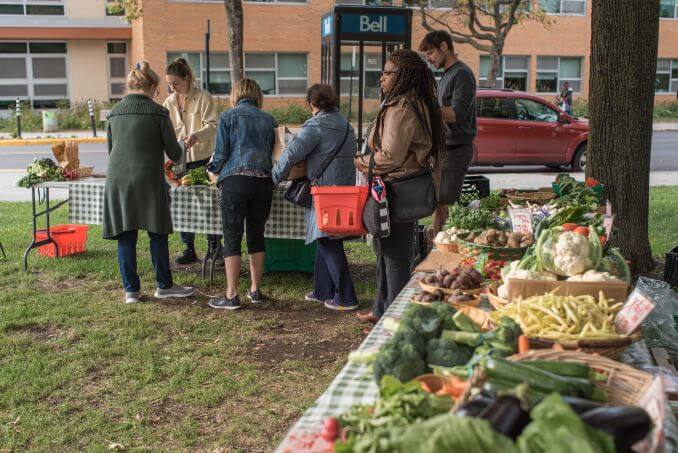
<box><xmin>36</xmin><ymin>224</ymin><xmax>89</xmax><ymax>258</ymax></box>
<box><xmin>311</xmin><ymin>186</ymin><xmax>368</xmax><ymax>236</ymax></box>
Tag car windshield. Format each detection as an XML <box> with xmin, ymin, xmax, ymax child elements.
<box><xmin>515</xmin><ymin>98</ymin><xmax>559</xmax><ymax>122</ymax></box>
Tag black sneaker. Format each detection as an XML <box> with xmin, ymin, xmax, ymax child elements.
<box><xmin>208</xmin><ymin>295</ymin><xmax>241</xmax><ymax>310</ymax></box>
<box><xmin>175</xmin><ymin>247</ymin><xmax>199</xmax><ymax>264</ymax></box>
<box><xmin>247</xmin><ymin>290</ymin><xmax>264</xmax><ymax>304</ymax></box>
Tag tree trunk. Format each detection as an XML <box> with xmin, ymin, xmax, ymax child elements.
<box><xmin>485</xmin><ymin>46</ymin><xmax>502</xmax><ymax>88</ymax></box>
<box><xmin>224</xmin><ymin>0</ymin><xmax>244</xmax><ymax>89</ymax></box>
<box><xmin>588</xmin><ymin>0</ymin><xmax>658</xmax><ymax>274</ymax></box>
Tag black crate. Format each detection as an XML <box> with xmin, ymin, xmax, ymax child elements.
<box><xmin>459</xmin><ymin>175</ymin><xmax>491</xmax><ymax>206</ymax></box>
<box><xmin>664</xmin><ymin>245</ymin><xmax>678</xmax><ymax>286</ymax></box>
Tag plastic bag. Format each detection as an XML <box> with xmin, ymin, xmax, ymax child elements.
<box><xmin>636</xmin><ymin>277</ymin><xmax>678</xmax><ymax>364</ymax></box>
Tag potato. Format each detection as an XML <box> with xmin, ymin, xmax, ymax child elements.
<box><xmin>507</xmin><ymin>237</ymin><xmax>520</xmax><ymax>248</ymax></box>
<box><xmin>440</xmin><ymin>269</ymin><xmax>450</xmax><ymax>277</ymax></box>
<box><xmin>422</xmin><ymin>294</ymin><xmax>434</xmax><ymax>302</ymax></box>
<box><xmin>442</xmin><ymin>274</ymin><xmax>455</xmax><ymax>288</ymax></box>
<box><xmin>451</xmin><ymin>280</ymin><xmax>463</xmax><ymax>290</ymax></box>
<box><xmin>433</xmin><ymin>289</ymin><xmax>444</xmax><ymax>300</ymax></box>
<box><xmin>424</xmin><ymin>275</ymin><xmax>437</xmax><ymax>285</ymax></box>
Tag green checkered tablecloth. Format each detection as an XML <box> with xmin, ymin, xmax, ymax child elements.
<box><xmin>66</xmin><ymin>180</ymin><xmax>306</xmax><ymax>240</ymax></box>
<box><xmin>275</xmin><ymin>277</ymin><xmax>421</xmax><ymax>451</ymax></box>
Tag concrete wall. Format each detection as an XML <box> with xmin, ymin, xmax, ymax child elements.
<box><xmin>68</xmin><ymin>40</ymin><xmax>110</xmax><ymax>103</ymax></box>
<box><xmin>65</xmin><ymin>0</ymin><xmax>107</xmax><ymax>19</ymax></box>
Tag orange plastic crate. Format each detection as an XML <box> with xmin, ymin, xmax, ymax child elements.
<box><xmin>311</xmin><ymin>186</ymin><xmax>368</xmax><ymax>236</ymax></box>
<box><xmin>36</xmin><ymin>224</ymin><xmax>89</xmax><ymax>257</ymax></box>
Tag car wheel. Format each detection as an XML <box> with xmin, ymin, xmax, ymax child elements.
<box><xmin>572</xmin><ymin>143</ymin><xmax>587</xmax><ymax>172</ymax></box>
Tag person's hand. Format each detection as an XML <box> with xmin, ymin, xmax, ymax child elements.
<box><xmin>207</xmin><ymin>171</ymin><xmax>218</xmax><ymax>184</ymax></box>
<box><xmin>184</xmin><ymin>133</ymin><xmax>198</xmax><ymax>149</ymax></box>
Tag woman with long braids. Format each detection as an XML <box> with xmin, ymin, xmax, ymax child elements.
<box><xmin>355</xmin><ymin>49</ymin><xmax>444</xmax><ymax>324</ymax></box>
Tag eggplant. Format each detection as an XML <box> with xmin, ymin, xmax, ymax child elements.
<box><xmin>478</xmin><ymin>394</ymin><xmax>531</xmax><ymax>440</ymax></box>
<box><xmin>455</xmin><ymin>395</ymin><xmax>494</xmax><ymax>417</ymax></box>
<box><xmin>580</xmin><ymin>406</ymin><xmax>652</xmax><ymax>453</ymax></box>
<box><xmin>560</xmin><ymin>396</ymin><xmax>603</xmax><ymax>415</ymax></box>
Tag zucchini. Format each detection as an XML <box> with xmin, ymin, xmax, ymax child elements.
<box><xmin>483</xmin><ymin>357</ymin><xmax>584</xmax><ymax>397</ymax></box>
<box><xmin>481</xmin><ymin>379</ymin><xmax>549</xmax><ymax>406</ymax></box>
<box><xmin>521</xmin><ymin>360</ymin><xmax>591</xmax><ymax>379</ymax></box>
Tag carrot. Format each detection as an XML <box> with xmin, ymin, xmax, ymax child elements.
<box><xmin>518</xmin><ymin>335</ymin><xmax>530</xmax><ymax>354</ymax></box>
<box><xmin>442</xmin><ymin>376</ymin><xmax>468</xmax><ymax>398</ymax></box>
<box><xmin>552</xmin><ymin>343</ymin><xmax>565</xmax><ymax>351</ymax></box>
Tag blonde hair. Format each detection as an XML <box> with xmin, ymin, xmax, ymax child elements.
<box><xmin>230</xmin><ymin>78</ymin><xmax>263</xmax><ymax>108</ymax></box>
<box><xmin>127</xmin><ymin>61</ymin><xmax>160</xmax><ymax>93</ymax></box>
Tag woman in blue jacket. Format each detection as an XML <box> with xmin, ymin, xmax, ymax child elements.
<box><xmin>273</xmin><ymin>84</ymin><xmax>359</xmax><ymax>312</ymax></box>
<box><xmin>207</xmin><ymin>79</ymin><xmax>277</xmax><ymax>310</ymax></box>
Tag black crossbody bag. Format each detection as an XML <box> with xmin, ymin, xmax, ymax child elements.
<box><xmin>283</xmin><ymin>123</ymin><xmax>350</xmax><ymax>209</ymax></box>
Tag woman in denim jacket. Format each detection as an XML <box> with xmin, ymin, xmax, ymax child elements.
<box><xmin>207</xmin><ymin>79</ymin><xmax>277</xmax><ymax>310</ymax></box>
<box><xmin>272</xmin><ymin>84</ymin><xmax>359</xmax><ymax>312</ymax></box>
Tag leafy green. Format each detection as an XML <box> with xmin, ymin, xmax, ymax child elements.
<box><xmin>373</xmin><ymin>337</ymin><xmax>426</xmax><ymax>384</ymax></box>
<box><xmin>426</xmin><ymin>337</ymin><xmax>473</xmax><ymax>368</ymax></box>
<box><xmin>336</xmin><ymin>376</ymin><xmax>454</xmax><ymax>453</ymax></box>
<box><xmin>517</xmin><ymin>394</ymin><xmax>615</xmax><ymax>453</ymax></box>
<box><xmin>446</xmin><ymin>204</ymin><xmax>503</xmax><ymax>231</ymax></box>
<box><xmin>17</xmin><ymin>157</ymin><xmax>65</xmax><ymax>187</ymax></box>
<box><xmin>186</xmin><ymin>166</ymin><xmax>211</xmax><ymax>186</ymax></box>
<box><xmin>400</xmin><ymin>304</ymin><xmax>442</xmax><ymax>340</ymax></box>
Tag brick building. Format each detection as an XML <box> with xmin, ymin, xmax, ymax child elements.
<box><xmin>0</xmin><ymin>0</ymin><xmax>677</xmax><ymax>109</ymax></box>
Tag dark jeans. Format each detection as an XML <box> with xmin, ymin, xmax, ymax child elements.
<box><xmin>438</xmin><ymin>143</ymin><xmax>474</xmax><ymax>205</ymax></box>
<box><xmin>178</xmin><ymin>158</ymin><xmax>221</xmax><ymax>248</ymax></box>
<box><xmin>314</xmin><ymin>237</ymin><xmax>358</xmax><ymax>306</ymax></box>
<box><xmin>219</xmin><ymin>175</ymin><xmax>273</xmax><ymax>258</ymax></box>
<box><xmin>372</xmin><ymin>220</ymin><xmax>416</xmax><ymax>318</ymax></box>
<box><xmin>116</xmin><ymin>230</ymin><xmax>173</xmax><ymax>292</ymax></box>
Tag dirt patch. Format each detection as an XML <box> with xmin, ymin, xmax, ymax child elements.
<box><xmin>5</xmin><ymin>322</ymin><xmax>78</xmax><ymax>343</ymax></box>
<box><xmin>35</xmin><ymin>274</ymin><xmax>97</xmax><ymax>293</ymax></box>
<box><xmin>247</xmin><ymin>305</ymin><xmax>364</xmax><ymax>365</ymax></box>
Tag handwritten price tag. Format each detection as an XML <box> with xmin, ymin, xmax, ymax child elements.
<box><xmin>509</xmin><ymin>208</ymin><xmax>533</xmax><ymax>234</ymax></box>
<box><xmin>615</xmin><ymin>288</ymin><xmax>656</xmax><ymax>335</ymax></box>
<box><xmin>603</xmin><ymin>215</ymin><xmax>614</xmax><ymax>240</ymax></box>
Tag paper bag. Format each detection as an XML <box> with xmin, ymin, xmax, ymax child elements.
<box><xmin>51</xmin><ymin>140</ymin><xmax>80</xmax><ymax>172</ymax></box>
<box><xmin>272</xmin><ymin>126</ymin><xmax>306</xmax><ymax>180</ymax></box>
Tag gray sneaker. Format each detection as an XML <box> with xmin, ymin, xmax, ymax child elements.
<box><xmin>154</xmin><ymin>285</ymin><xmax>195</xmax><ymax>299</ymax></box>
<box><xmin>125</xmin><ymin>291</ymin><xmax>141</xmax><ymax>304</ymax></box>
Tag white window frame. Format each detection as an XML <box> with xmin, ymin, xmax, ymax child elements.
<box><xmin>479</xmin><ymin>55</ymin><xmax>530</xmax><ymax>91</ymax></box>
<box><xmin>167</xmin><ymin>51</ymin><xmax>309</xmax><ymax>97</ymax></box>
<box><xmin>0</xmin><ymin>40</ymin><xmax>69</xmax><ymax>108</ymax></box>
<box><xmin>655</xmin><ymin>58</ymin><xmax>678</xmax><ymax>93</ymax></box>
<box><xmin>538</xmin><ymin>0</ymin><xmax>586</xmax><ymax>16</ymax></box>
<box><xmin>0</xmin><ymin>0</ymin><xmax>64</xmax><ymax>16</ymax></box>
<box><xmin>107</xmin><ymin>41</ymin><xmax>128</xmax><ymax>100</ymax></box>
<box><xmin>536</xmin><ymin>56</ymin><xmax>583</xmax><ymax>94</ymax></box>
<box><xmin>166</xmin><ymin>0</ymin><xmax>309</xmax><ymax>5</ymax></box>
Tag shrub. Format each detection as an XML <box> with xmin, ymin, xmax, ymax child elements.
<box><xmin>653</xmin><ymin>101</ymin><xmax>678</xmax><ymax>119</ymax></box>
<box><xmin>571</xmin><ymin>99</ymin><xmax>588</xmax><ymax>118</ymax></box>
<box><xmin>267</xmin><ymin>104</ymin><xmax>312</xmax><ymax>124</ymax></box>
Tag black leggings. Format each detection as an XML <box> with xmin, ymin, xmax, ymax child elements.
<box><xmin>219</xmin><ymin>175</ymin><xmax>273</xmax><ymax>258</ymax></box>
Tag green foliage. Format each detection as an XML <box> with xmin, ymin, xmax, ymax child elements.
<box><xmin>653</xmin><ymin>101</ymin><xmax>678</xmax><ymax>119</ymax></box>
<box><xmin>267</xmin><ymin>104</ymin><xmax>312</xmax><ymax>124</ymax></box>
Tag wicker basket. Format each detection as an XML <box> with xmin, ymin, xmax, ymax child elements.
<box><xmin>526</xmin><ymin>331</ymin><xmax>643</xmax><ymax>360</ymax></box>
<box><xmin>419</xmin><ymin>280</ymin><xmax>483</xmax><ymax>296</ymax></box>
<box><xmin>411</xmin><ymin>295</ymin><xmax>481</xmax><ymax>309</ymax></box>
<box><xmin>456</xmin><ymin>305</ymin><xmax>493</xmax><ymax>331</ymax></box>
<box><xmin>434</xmin><ymin>241</ymin><xmax>459</xmax><ymax>253</ymax></box>
<box><xmin>456</xmin><ymin>234</ymin><xmax>528</xmax><ymax>261</ymax></box>
<box><xmin>509</xmin><ymin>350</ymin><xmax>654</xmax><ymax>407</ymax></box>
<box><xmin>486</xmin><ymin>292</ymin><xmax>510</xmax><ymax>310</ymax></box>
<box><xmin>506</xmin><ymin>191</ymin><xmax>556</xmax><ymax>205</ymax></box>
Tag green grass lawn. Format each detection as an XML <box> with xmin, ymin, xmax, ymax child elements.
<box><xmin>0</xmin><ymin>186</ymin><xmax>676</xmax><ymax>450</ymax></box>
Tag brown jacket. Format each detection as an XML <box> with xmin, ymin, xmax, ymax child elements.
<box><xmin>163</xmin><ymin>86</ymin><xmax>218</xmax><ymax>163</ymax></box>
<box><xmin>355</xmin><ymin>96</ymin><xmax>432</xmax><ymax>181</ymax></box>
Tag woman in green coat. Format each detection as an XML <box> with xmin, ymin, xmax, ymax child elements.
<box><xmin>103</xmin><ymin>61</ymin><xmax>194</xmax><ymax>304</ymax></box>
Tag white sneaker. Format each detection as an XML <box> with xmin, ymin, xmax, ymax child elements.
<box><xmin>154</xmin><ymin>285</ymin><xmax>195</xmax><ymax>299</ymax></box>
<box><xmin>125</xmin><ymin>291</ymin><xmax>141</xmax><ymax>304</ymax></box>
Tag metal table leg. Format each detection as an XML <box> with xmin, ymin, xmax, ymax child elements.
<box><xmin>22</xmin><ymin>186</ymin><xmax>69</xmax><ymax>271</ymax></box>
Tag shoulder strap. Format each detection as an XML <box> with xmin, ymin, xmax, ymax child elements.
<box><xmin>311</xmin><ymin>121</ymin><xmax>350</xmax><ymax>184</ymax></box>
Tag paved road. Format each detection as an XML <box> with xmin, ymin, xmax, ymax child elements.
<box><xmin>0</xmin><ymin>132</ymin><xmax>676</xmax><ymax>202</ymax></box>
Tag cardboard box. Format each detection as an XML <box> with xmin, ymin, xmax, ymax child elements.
<box><xmin>414</xmin><ymin>251</ymin><xmax>462</xmax><ymax>273</ymax></box>
<box><xmin>272</xmin><ymin>126</ymin><xmax>306</xmax><ymax>181</ymax></box>
<box><xmin>506</xmin><ymin>278</ymin><xmax>630</xmax><ymax>302</ymax></box>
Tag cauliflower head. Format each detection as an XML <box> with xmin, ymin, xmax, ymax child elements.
<box><xmin>552</xmin><ymin>231</ymin><xmax>593</xmax><ymax>276</ymax></box>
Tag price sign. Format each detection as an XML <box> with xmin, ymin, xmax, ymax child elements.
<box><xmin>615</xmin><ymin>288</ymin><xmax>656</xmax><ymax>335</ymax></box>
<box><xmin>509</xmin><ymin>208</ymin><xmax>533</xmax><ymax>234</ymax></box>
<box><xmin>636</xmin><ymin>376</ymin><xmax>666</xmax><ymax>453</ymax></box>
<box><xmin>603</xmin><ymin>215</ymin><xmax>614</xmax><ymax>240</ymax></box>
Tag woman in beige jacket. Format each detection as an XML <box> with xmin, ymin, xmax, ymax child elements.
<box><xmin>163</xmin><ymin>57</ymin><xmax>220</xmax><ymax>264</ymax></box>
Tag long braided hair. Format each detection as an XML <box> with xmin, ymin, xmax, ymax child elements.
<box><xmin>372</xmin><ymin>49</ymin><xmax>444</xmax><ymax>170</ymax></box>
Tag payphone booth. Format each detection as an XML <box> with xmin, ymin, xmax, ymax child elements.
<box><xmin>321</xmin><ymin>6</ymin><xmax>412</xmax><ymax>146</ymax></box>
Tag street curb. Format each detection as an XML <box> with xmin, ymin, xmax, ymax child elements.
<box><xmin>0</xmin><ymin>137</ymin><xmax>106</xmax><ymax>147</ymax></box>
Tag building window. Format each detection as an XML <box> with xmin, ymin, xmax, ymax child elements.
<box><xmin>660</xmin><ymin>0</ymin><xmax>678</xmax><ymax>18</ymax></box>
<box><xmin>167</xmin><ymin>52</ymin><xmax>308</xmax><ymax>96</ymax></box>
<box><xmin>339</xmin><ymin>52</ymin><xmax>383</xmax><ymax>99</ymax></box>
<box><xmin>538</xmin><ymin>0</ymin><xmax>585</xmax><ymax>15</ymax></box>
<box><xmin>655</xmin><ymin>59</ymin><xmax>678</xmax><ymax>93</ymax></box>
<box><xmin>0</xmin><ymin>41</ymin><xmax>67</xmax><ymax>109</ymax></box>
<box><xmin>108</xmin><ymin>42</ymin><xmax>128</xmax><ymax>100</ymax></box>
<box><xmin>0</xmin><ymin>0</ymin><xmax>64</xmax><ymax>15</ymax></box>
<box><xmin>536</xmin><ymin>56</ymin><xmax>582</xmax><ymax>93</ymax></box>
<box><xmin>479</xmin><ymin>55</ymin><xmax>529</xmax><ymax>91</ymax></box>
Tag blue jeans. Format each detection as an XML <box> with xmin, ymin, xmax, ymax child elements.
<box><xmin>116</xmin><ymin>230</ymin><xmax>173</xmax><ymax>292</ymax></box>
<box><xmin>313</xmin><ymin>238</ymin><xmax>357</xmax><ymax>306</ymax></box>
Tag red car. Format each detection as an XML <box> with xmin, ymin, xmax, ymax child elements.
<box><xmin>474</xmin><ymin>89</ymin><xmax>589</xmax><ymax>171</ymax></box>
